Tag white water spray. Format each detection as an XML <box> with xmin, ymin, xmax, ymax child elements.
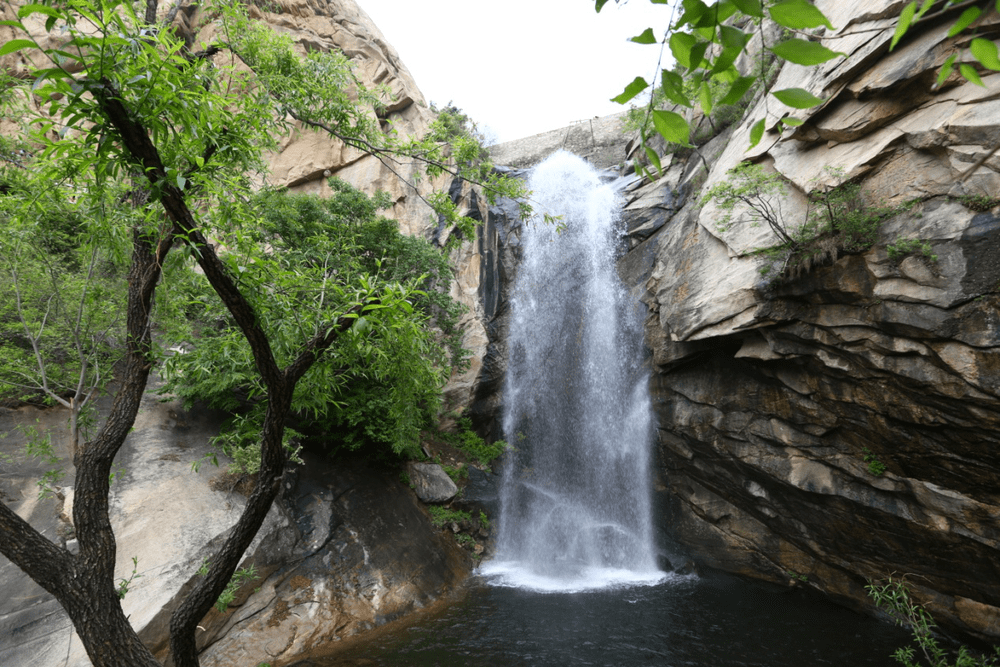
<box><xmin>481</xmin><ymin>151</ymin><xmax>664</xmax><ymax>592</ymax></box>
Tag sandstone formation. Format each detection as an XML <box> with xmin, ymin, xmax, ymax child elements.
<box><xmin>483</xmin><ymin>0</ymin><xmax>1000</xmax><ymax>644</ymax></box>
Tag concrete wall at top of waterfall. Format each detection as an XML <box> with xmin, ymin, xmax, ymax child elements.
<box><xmin>609</xmin><ymin>0</ymin><xmax>1000</xmax><ymax>644</ymax></box>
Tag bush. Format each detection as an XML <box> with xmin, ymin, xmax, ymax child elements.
<box><xmin>161</xmin><ymin>182</ymin><xmax>463</xmax><ymax>463</ymax></box>
<box><xmin>441</xmin><ymin>417</ymin><xmax>508</xmax><ymax>469</ymax></box>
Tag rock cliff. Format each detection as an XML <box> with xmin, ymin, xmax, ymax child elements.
<box><xmin>483</xmin><ymin>0</ymin><xmax>1000</xmax><ymax>643</ymax></box>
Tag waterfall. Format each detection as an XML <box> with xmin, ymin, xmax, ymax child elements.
<box><xmin>481</xmin><ymin>151</ymin><xmax>664</xmax><ymax>592</ymax></box>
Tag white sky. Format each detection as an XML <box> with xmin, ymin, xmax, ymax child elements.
<box><xmin>357</xmin><ymin>0</ymin><xmax>674</xmax><ymax>144</ymax></box>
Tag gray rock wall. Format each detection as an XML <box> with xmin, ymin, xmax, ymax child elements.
<box><xmin>621</xmin><ymin>1</ymin><xmax>1000</xmax><ymax>642</ymax></box>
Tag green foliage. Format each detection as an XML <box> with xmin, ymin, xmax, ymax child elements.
<box><xmin>603</xmin><ymin>0</ymin><xmax>996</xmax><ymax>170</ymax></box>
<box><xmin>160</xmin><ymin>182</ymin><xmax>459</xmax><ymax>463</ymax></box>
<box><xmin>14</xmin><ymin>422</ymin><xmax>64</xmax><ymax>498</ymax></box>
<box><xmin>862</xmin><ymin>447</ymin><xmax>887</xmax><ymax>477</ymax></box>
<box><xmin>887</xmin><ymin>238</ymin><xmax>938</xmax><ymax>264</ymax></box>
<box><xmin>868</xmin><ymin>578</ymin><xmax>1000</xmax><ymax>667</ymax></box>
<box><xmin>116</xmin><ymin>557</ymin><xmax>141</xmax><ymax>600</ymax></box>
<box><xmin>955</xmin><ymin>194</ymin><xmax>1000</xmax><ymax>212</ymax></box>
<box><xmin>211</xmin><ymin>563</ymin><xmax>259</xmax><ymax>613</ymax></box>
<box><xmin>0</xmin><ymin>170</ymin><xmax>127</xmax><ymax>422</ymax></box>
<box><xmin>442</xmin><ymin>463</ymin><xmax>468</xmax><ymax>483</ymax></box>
<box><xmin>706</xmin><ymin>163</ymin><xmax>912</xmax><ymax>279</ymax></box>
<box><xmin>427</xmin><ymin>506</ymin><xmax>471</xmax><ymax>528</ymax></box>
<box><xmin>440</xmin><ymin>417</ymin><xmax>509</xmax><ymax>469</ymax></box>
<box><xmin>702</xmin><ymin>162</ymin><xmax>794</xmax><ymax>246</ymax></box>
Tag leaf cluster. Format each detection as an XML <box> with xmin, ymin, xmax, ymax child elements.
<box><xmin>868</xmin><ymin>578</ymin><xmax>1000</xmax><ymax>667</ymax></box>
<box><xmin>602</xmin><ymin>0</ymin><xmax>1000</xmax><ymax>178</ymax></box>
<box><xmin>160</xmin><ymin>182</ymin><xmax>460</xmax><ymax>463</ymax></box>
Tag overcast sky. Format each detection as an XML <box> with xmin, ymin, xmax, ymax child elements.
<box><xmin>358</xmin><ymin>0</ymin><xmax>674</xmax><ymax>144</ymax></box>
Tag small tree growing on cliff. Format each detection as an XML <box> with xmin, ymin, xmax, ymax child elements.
<box><xmin>701</xmin><ymin>162</ymin><xmax>797</xmax><ymax>248</ymax></box>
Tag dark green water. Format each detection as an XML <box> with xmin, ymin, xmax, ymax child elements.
<box><xmin>295</xmin><ymin>570</ymin><xmax>912</xmax><ymax>667</ymax></box>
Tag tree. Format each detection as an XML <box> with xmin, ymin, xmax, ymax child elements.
<box><xmin>602</xmin><ymin>0</ymin><xmax>1000</xmax><ymax>171</ymax></box>
<box><xmin>0</xmin><ymin>1</ymin><xmax>521</xmax><ymax>665</ymax></box>
<box><xmin>159</xmin><ymin>180</ymin><xmax>462</xmax><ymax>467</ymax></box>
<box><xmin>0</xmin><ymin>178</ymin><xmax>126</xmax><ymax>453</ymax></box>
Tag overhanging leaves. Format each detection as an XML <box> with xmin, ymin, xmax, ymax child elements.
<box><xmin>970</xmin><ymin>38</ymin><xmax>1000</xmax><ymax>71</ymax></box>
<box><xmin>771</xmin><ymin>87</ymin><xmax>825</xmax><ymax>109</ymax></box>
<box><xmin>0</xmin><ymin>38</ymin><xmax>37</xmax><ymax>57</ymax></box>
<box><xmin>768</xmin><ymin>0</ymin><xmax>835</xmax><ymax>30</ymax></box>
<box><xmin>631</xmin><ymin>28</ymin><xmax>658</xmax><ymax>44</ymax></box>
<box><xmin>661</xmin><ymin>69</ymin><xmax>693</xmax><ymax>107</ymax></box>
<box><xmin>947</xmin><ymin>7</ymin><xmax>982</xmax><ymax>38</ymax></box>
<box><xmin>770</xmin><ymin>39</ymin><xmax>844</xmax><ymax>66</ymax></box>
<box><xmin>891</xmin><ymin>1</ymin><xmax>917</xmax><ymax>51</ymax></box>
<box><xmin>612</xmin><ymin>76</ymin><xmax>650</xmax><ymax>104</ymax></box>
<box><xmin>652</xmin><ymin>109</ymin><xmax>691</xmax><ymax>146</ymax></box>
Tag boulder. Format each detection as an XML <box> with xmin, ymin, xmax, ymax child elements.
<box><xmin>405</xmin><ymin>462</ymin><xmax>459</xmax><ymax>503</ymax></box>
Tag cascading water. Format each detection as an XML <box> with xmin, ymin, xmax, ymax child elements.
<box><xmin>481</xmin><ymin>151</ymin><xmax>664</xmax><ymax>591</ymax></box>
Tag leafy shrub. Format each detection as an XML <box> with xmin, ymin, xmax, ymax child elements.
<box><xmin>441</xmin><ymin>418</ymin><xmax>509</xmax><ymax>468</ymax></box>
<box><xmin>161</xmin><ymin>182</ymin><xmax>463</xmax><ymax>463</ymax></box>
<box><xmin>862</xmin><ymin>447</ymin><xmax>886</xmax><ymax>477</ymax></box>
<box><xmin>428</xmin><ymin>506</ymin><xmax>471</xmax><ymax>528</ymax></box>
<box><xmin>887</xmin><ymin>238</ymin><xmax>938</xmax><ymax>263</ymax></box>
<box><xmin>868</xmin><ymin>578</ymin><xmax>1000</xmax><ymax>667</ymax></box>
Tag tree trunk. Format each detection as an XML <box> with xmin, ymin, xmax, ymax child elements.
<box><xmin>0</xmin><ymin>229</ymin><xmax>171</xmax><ymax>667</ymax></box>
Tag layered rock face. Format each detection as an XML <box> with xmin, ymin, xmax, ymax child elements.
<box><xmin>618</xmin><ymin>0</ymin><xmax>1000</xmax><ymax>642</ymax></box>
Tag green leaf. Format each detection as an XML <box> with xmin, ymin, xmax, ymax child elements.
<box><xmin>915</xmin><ymin>0</ymin><xmax>934</xmax><ymax>19</ymax></box>
<box><xmin>0</xmin><ymin>20</ymin><xmax>24</xmax><ymax>27</ymax></box>
<box><xmin>770</xmin><ymin>39</ymin><xmax>844</xmax><ymax>66</ymax></box>
<box><xmin>731</xmin><ymin>0</ymin><xmax>763</xmax><ymax>18</ymax></box>
<box><xmin>891</xmin><ymin>2</ymin><xmax>917</xmax><ymax>51</ymax></box>
<box><xmin>693</xmin><ymin>0</ymin><xmax>737</xmax><ymax>28</ymax></box>
<box><xmin>595</xmin><ymin>0</ymin><xmax>610</xmax><ymax>11</ymax></box>
<box><xmin>611</xmin><ymin>76</ymin><xmax>649</xmax><ymax>104</ymax></box>
<box><xmin>0</xmin><ymin>39</ymin><xmax>37</xmax><ymax>58</ymax></box>
<box><xmin>748</xmin><ymin>117</ymin><xmax>766</xmax><ymax>149</ymax></box>
<box><xmin>768</xmin><ymin>0</ymin><xmax>834</xmax><ymax>30</ymax></box>
<box><xmin>771</xmin><ymin>87</ymin><xmax>825</xmax><ymax>108</ymax></box>
<box><xmin>661</xmin><ymin>69</ymin><xmax>693</xmax><ymax>107</ymax></box>
<box><xmin>674</xmin><ymin>0</ymin><xmax>710</xmax><ymax>29</ymax></box>
<box><xmin>970</xmin><ymin>38</ymin><xmax>1000</xmax><ymax>71</ymax></box>
<box><xmin>688</xmin><ymin>41</ymin><xmax>710</xmax><ymax>71</ymax></box>
<box><xmin>959</xmin><ymin>63</ymin><xmax>985</xmax><ymax>87</ymax></box>
<box><xmin>935</xmin><ymin>53</ymin><xmax>957</xmax><ymax>89</ymax></box>
<box><xmin>631</xmin><ymin>28</ymin><xmax>657</xmax><ymax>44</ymax></box>
<box><xmin>698</xmin><ymin>81</ymin><xmax>714</xmax><ymax>115</ymax></box>
<box><xmin>947</xmin><ymin>7</ymin><xmax>981</xmax><ymax>38</ymax></box>
<box><xmin>711</xmin><ymin>25</ymin><xmax>749</xmax><ymax>73</ymax></box>
<box><xmin>780</xmin><ymin>116</ymin><xmax>804</xmax><ymax>127</ymax></box>
<box><xmin>718</xmin><ymin>75</ymin><xmax>756</xmax><ymax>106</ymax></box>
<box><xmin>17</xmin><ymin>3</ymin><xmax>60</xmax><ymax>19</ymax></box>
<box><xmin>670</xmin><ymin>32</ymin><xmax>698</xmax><ymax>69</ymax></box>
<box><xmin>651</xmin><ymin>109</ymin><xmax>691</xmax><ymax>146</ymax></box>
<box><xmin>645</xmin><ymin>146</ymin><xmax>663</xmax><ymax>177</ymax></box>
